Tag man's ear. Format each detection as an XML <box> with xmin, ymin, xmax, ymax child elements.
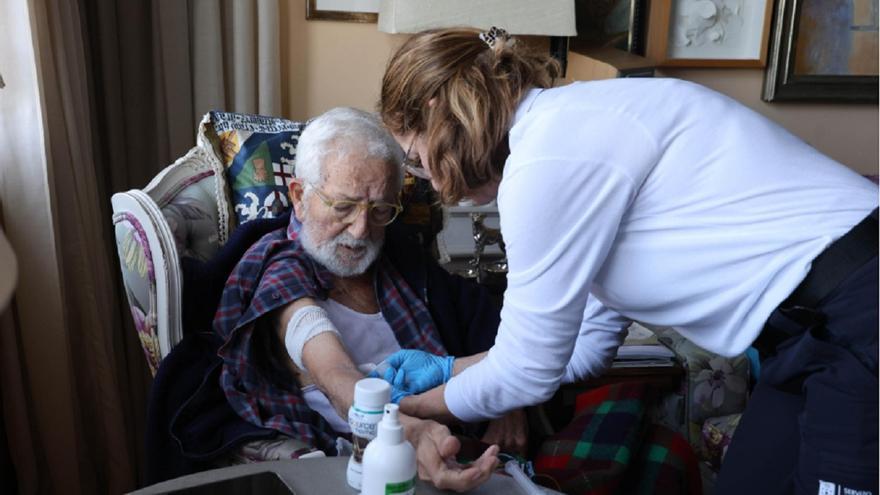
<box><xmin>290</xmin><ymin>180</ymin><xmax>306</xmax><ymax>221</ymax></box>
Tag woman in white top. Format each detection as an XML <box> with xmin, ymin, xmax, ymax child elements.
<box><xmin>378</xmin><ymin>27</ymin><xmax>878</xmax><ymax>494</ymax></box>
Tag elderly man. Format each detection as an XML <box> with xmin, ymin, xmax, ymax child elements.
<box><xmin>213</xmin><ymin>107</ymin><xmax>523</xmax><ymax>491</ymax></box>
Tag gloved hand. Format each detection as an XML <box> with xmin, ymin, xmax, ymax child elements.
<box><xmin>379</xmin><ymin>367</ymin><xmax>413</xmax><ymax>404</ymax></box>
<box><xmin>378</xmin><ymin>349</ymin><xmax>455</xmax><ymax>395</ymax></box>
<box><xmin>366</xmin><ymin>366</ymin><xmax>413</xmax><ymax>404</ymax></box>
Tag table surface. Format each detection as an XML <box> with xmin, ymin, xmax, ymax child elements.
<box><xmin>130</xmin><ymin>456</ymin><xmax>562</xmax><ymax>495</ymax></box>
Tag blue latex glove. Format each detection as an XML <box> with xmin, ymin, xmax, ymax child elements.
<box><xmin>367</xmin><ymin>367</ymin><xmax>412</xmax><ymax>404</ymax></box>
<box><xmin>381</xmin><ymin>349</ymin><xmax>455</xmax><ymax>394</ymax></box>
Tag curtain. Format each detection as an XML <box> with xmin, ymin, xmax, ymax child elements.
<box><xmin>0</xmin><ymin>0</ymin><xmax>281</xmax><ymax>493</ymax></box>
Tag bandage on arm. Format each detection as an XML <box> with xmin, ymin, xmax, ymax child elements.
<box><xmin>275</xmin><ymin>298</ymin><xmax>364</xmax><ymax>418</ymax></box>
<box><xmin>284</xmin><ymin>304</ymin><xmax>342</xmax><ymax>370</ymax></box>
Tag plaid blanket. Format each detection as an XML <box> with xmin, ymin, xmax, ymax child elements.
<box><xmin>534</xmin><ymin>382</ymin><xmax>702</xmax><ymax>495</ymax></box>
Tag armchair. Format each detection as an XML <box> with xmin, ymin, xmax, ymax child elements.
<box><xmin>111</xmin><ymin>111</ymin><xmax>444</xmax><ymax>481</ymax></box>
<box><xmin>111</xmin><ymin>112</ymin><xmax>301</xmax><ymax>375</ymax></box>
<box><xmin>112</xmin><ymin>113</ymin><xmax>322</xmax><ymax>481</ymax></box>
<box><xmin>111</xmin><ymin>142</ymin><xmax>223</xmax><ymax>374</ymax></box>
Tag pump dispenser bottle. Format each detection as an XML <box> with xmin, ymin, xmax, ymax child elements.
<box><xmin>347</xmin><ymin>378</ymin><xmax>391</xmax><ymax>490</ymax></box>
<box><xmin>361</xmin><ymin>404</ymin><xmax>417</xmax><ymax>495</ymax></box>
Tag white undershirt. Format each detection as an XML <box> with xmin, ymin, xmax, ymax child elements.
<box><xmin>445</xmin><ymin>78</ymin><xmax>879</xmax><ymax>422</ymax></box>
<box><xmin>302</xmin><ymin>297</ymin><xmax>400</xmax><ymax>432</ymax></box>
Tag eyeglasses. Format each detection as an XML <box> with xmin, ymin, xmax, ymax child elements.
<box><xmin>403</xmin><ymin>138</ymin><xmax>432</xmax><ymax>180</ymax></box>
<box><xmin>308</xmin><ymin>185</ymin><xmax>403</xmax><ymax>227</ymax></box>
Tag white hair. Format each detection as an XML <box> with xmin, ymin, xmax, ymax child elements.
<box><xmin>295</xmin><ymin>107</ymin><xmax>404</xmax><ymax>190</ymax></box>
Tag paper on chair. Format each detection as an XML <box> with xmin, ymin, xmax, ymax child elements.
<box><xmin>614</xmin><ymin>345</ymin><xmax>676</xmax><ymax>360</ymax></box>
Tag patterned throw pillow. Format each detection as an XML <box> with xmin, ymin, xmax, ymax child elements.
<box><xmin>654</xmin><ymin>327</ymin><xmax>749</xmax><ymax>429</ymax></box>
<box><xmin>203</xmin><ymin>111</ymin><xmax>307</xmax><ymax>226</ymax></box>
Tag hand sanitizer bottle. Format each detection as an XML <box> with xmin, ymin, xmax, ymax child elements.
<box><xmin>346</xmin><ymin>378</ymin><xmax>391</xmax><ymax>490</ymax></box>
<box><xmin>361</xmin><ymin>404</ymin><xmax>417</xmax><ymax>495</ymax></box>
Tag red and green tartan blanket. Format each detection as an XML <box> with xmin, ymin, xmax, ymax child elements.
<box><xmin>534</xmin><ymin>382</ymin><xmax>702</xmax><ymax>495</ymax></box>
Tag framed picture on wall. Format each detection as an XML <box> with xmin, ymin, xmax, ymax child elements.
<box><xmin>763</xmin><ymin>0</ymin><xmax>879</xmax><ymax>102</ymax></box>
<box><xmin>646</xmin><ymin>0</ymin><xmax>774</xmax><ymax>67</ymax></box>
<box><xmin>570</xmin><ymin>0</ymin><xmax>648</xmax><ymax>55</ymax></box>
<box><xmin>306</xmin><ymin>0</ymin><xmax>379</xmax><ymax>23</ymax></box>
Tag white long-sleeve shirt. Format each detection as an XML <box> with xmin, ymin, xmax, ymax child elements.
<box><xmin>445</xmin><ymin>78</ymin><xmax>878</xmax><ymax>422</ymax></box>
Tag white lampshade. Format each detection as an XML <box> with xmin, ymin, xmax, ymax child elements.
<box><xmin>378</xmin><ymin>0</ymin><xmax>576</xmax><ymax>36</ymax></box>
<box><xmin>0</xmin><ymin>228</ymin><xmax>17</xmax><ymax>311</ymax></box>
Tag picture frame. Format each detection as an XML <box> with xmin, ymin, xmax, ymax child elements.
<box><xmin>306</xmin><ymin>0</ymin><xmax>379</xmax><ymax>23</ymax></box>
<box><xmin>646</xmin><ymin>0</ymin><xmax>774</xmax><ymax>67</ymax></box>
<box><xmin>570</xmin><ymin>0</ymin><xmax>648</xmax><ymax>55</ymax></box>
<box><xmin>762</xmin><ymin>0</ymin><xmax>879</xmax><ymax>102</ymax></box>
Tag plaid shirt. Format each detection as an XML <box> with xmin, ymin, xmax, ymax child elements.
<box><xmin>214</xmin><ymin>217</ymin><xmax>447</xmax><ymax>455</ymax></box>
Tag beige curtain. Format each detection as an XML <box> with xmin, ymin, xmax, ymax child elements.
<box><xmin>0</xmin><ymin>0</ymin><xmax>281</xmax><ymax>493</ymax></box>
<box><xmin>192</xmin><ymin>0</ymin><xmax>283</xmax><ymax>119</ymax></box>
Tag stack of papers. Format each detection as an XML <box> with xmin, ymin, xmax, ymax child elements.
<box><xmin>613</xmin><ymin>345</ymin><xmax>677</xmax><ymax>368</ymax></box>
<box><xmin>612</xmin><ymin>322</ymin><xmax>678</xmax><ymax>368</ymax></box>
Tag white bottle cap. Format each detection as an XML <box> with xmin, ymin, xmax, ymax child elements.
<box><xmin>354</xmin><ymin>378</ymin><xmax>391</xmax><ymax>411</ymax></box>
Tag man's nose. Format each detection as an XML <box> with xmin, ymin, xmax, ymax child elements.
<box><xmin>346</xmin><ymin>205</ymin><xmax>370</xmax><ymax>239</ymax></box>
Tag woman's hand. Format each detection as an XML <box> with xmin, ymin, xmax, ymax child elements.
<box><xmin>401</xmin><ymin>415</ymin><xmax>499</xmax><ymax>492</ymax></box>
<box><xmin>481</xmin><ymin>408</ymin><xmax>529</xmax><ymax>456</ymax></box>
<box><xmin>378</xmin><ymin>349</ymin><xmax>455</xmax><ymax>394</ymax></box>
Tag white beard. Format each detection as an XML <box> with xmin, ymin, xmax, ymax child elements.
<box><xmin>300</xmin><ymin>221</ymin><xmax>383</xmax><ymax>277</ymax></box>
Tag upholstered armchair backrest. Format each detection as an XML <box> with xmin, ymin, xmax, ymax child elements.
<box><xmin>111</xmin><ymin>143</ymin><xmax>224</xmax><ymax>374</ymax></box>
<box><xmin>111</xmin><ymin>112</ymin><xmax>307</xmax><ymax>375</ymax></box>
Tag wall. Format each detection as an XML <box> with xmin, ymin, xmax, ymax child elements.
<box><xmin>281</xmin><ymin>1</ymin><xmax>878</xmax><ymax>174</ymax></box>
<box><xmin>658</xmin><ymin>68</ymin><xmax>879</xmax><ymax>175</ymax></box>
<box><xmin>280</xmin><ymin>0</ymin><xmax>407</xmax><ymax>120</ymax></box>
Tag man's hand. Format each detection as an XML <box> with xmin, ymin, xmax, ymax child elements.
<box><xmin>379</xmin><ymin>349</ymin><xmax>455</xmax><ymax>394</ymax></box>
<box><xmin>481</xmin><ymin>409</ymin><xmax>528</xmax><ymax>456</ymax></box>
<box><xmin>401</xmin><ymin>415</ymin><xmax>499</xmax><ymax>492</ymax></box>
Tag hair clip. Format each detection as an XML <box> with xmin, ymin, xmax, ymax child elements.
<box><xmin>478</xmin><ymin>26</ymin><xmax>509</xmax><ymax>49</ymax></box>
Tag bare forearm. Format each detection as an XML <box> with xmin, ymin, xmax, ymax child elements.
<box><xmin>277</xmin><ymin>298</ymin><xmax>364</xmax><ymax>418</ymax></box>
<box><xmin>300</xmin><ymin>333</ymin><xmax>364</xmax><ymax>417</ymax></box>
<box><xmin>399</xmin><ymin>384</ymin><xmax>456</xmax><ymax>422</ymax></box>
<box><xmin>452</xmin><ymin>351</ymin><xmax>487</xmax><ymax>375</ymax></box>
<box><xmin>395</xmin><ymin>351</ymin><xmax>487</xmax><ymax>423</ymax></box>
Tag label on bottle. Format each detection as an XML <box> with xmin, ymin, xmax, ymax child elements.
<box><xmin>349</xmin><ymin>406</ymin><xmax>383</xmax><ymax>464</ymax></box>
<box><xmin>384</xmin><ymin>477</ymin><xmax>416</xmax><ymax>495</ymax></box>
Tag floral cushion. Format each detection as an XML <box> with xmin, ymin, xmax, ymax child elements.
<box><xmin>201</xmin><ymin>111</ymin><xmax>307</xmax><ymax>226</ymax></box>
<box><xmin>700</xmin><ymin>413</ymin><xmax>741</xmax><ymax>469</ymax></box>
<box><xmin>653</xmin><ymin>327</ymin><xmax>749</xmax><ymax>469</ymax></box>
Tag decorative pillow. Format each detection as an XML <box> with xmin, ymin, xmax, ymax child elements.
<box><xmin>654</xmin><ymin>327</ymin><xmax>749</xmax><ymax>457</ymax></box>
<box><xmin>202</xmin><ymin>111</ymin><xmax>307</xmax><ymax>226</ymax></box>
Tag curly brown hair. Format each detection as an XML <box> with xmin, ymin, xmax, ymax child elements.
<box><xmin>379</xmin><ymin>28</ymin><xmax>560</xmax><ymax>204</ymax></box>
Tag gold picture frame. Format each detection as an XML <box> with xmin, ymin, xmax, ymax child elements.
<box><xmin>646</xmin><ymin>0</ymin><xmax>774</xmax><ymax>68</ymax></box>
<box><xmin>306</xmin><ymin>0</ymin><xmax>379</xmax><ymax>23</ymax></box>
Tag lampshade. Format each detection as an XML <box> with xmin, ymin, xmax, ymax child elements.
<box><xmin>0</xmin><ymin>227</ymin><xmax>17</xmax><ymax>311</ymax></box>
<box><xmin>378</xmin><ymin>0</ymin><xmax>576</xmax><ymax>36</ymax></box>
